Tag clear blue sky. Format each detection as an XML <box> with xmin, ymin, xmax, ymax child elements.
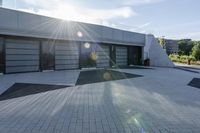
<box><xmin>2</xmin><ymin>0</ymin><xmax>200</xmax><ymax>40</ymax></box>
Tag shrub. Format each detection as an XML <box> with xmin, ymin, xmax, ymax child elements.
<box><xmin>180</xmin><ymin>55</ymin><xmax>188</xmax><ymax>60</ymax></box>
<box><xmin>169</xmin><ymin>54</ymin><xmax>199</xmax><ymax>65</ymax></box>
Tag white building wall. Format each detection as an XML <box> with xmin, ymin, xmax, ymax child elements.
<box><xmin>144</xmin><ymin>34</ymin><xmax>174</xmax><ymax>67</ymax></box>
<box><xmin>144</xmin><ymin>34</ymin><xmax>153</xmax><ymax>59</ymax></box>
<box><xmin>0</xmin><ymin>8</ymin><xmax>145</xmax><ymax>47</ymax></box>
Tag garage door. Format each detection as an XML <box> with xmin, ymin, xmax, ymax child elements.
<box><xmin>55</xmin><ymin>42</ymin><xmax>79</xmax><ymax>70</ymax></box>
<box><xmin>96</xmin><ymin>45</ymin><xmax>110</xmax><ymax>68</ymax></box>
<box><xmin>116</xmin><ymin>46</ymin><xmax>127</xmax><ymax>66</ymax></box>
<box><xmin>5</xmin><ymin>39</ymin><xmax>40</xmax><ymax>73</ymax></box>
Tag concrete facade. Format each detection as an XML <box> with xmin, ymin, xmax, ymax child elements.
<box><xmin>0</xmin><ymin>7</ymin><xmax>174</xmax><ymax>74</ymax></box>
<box><xmin>0</xmin><ymin>8</ymin><xmax>145</xmax><ymax>46</ymax></box>
<box><xmin>144</xmin><ymin>34</ymin><xmax>174</xmax><ymax>67</ymax></box>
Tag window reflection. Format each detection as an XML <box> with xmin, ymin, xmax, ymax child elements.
<box><xmin>41</xmin><ymin>42</ymin><xmax>55</xmax><ymax>70</ymax></box>
<box><xmin>81</xmin><ymin>43</ymin><xmax>97</xmax><ymax>68</ymax></box>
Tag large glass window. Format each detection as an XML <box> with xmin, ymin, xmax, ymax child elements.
<box><xmin>80</xmin><ymin>43</ymin><xmax>97</xmax><ymax>68</ymax></box>
<box><xmin>128</xmin><ymin>46</ymin><xmax>142</xmax><ymax>65</ymax></box>
<box><xmin>41</xmin><ymin>42</ymin><xmax>55</xmax><ymax>70</ymax></box>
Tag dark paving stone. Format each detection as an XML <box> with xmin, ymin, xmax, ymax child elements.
<box><xmin>0</xmin><ymin>83</ymin><xmax>69</xmax><ymax>101</ymax></box>
<box><xmin>76</xmin><ymin>69</ymin><xmax>142</xmax><ymax>85</ymax></box>
<box><xmin>188</xmin><ymin>78</ymin><xmax>200</xmax><ymax>89</ymax></box>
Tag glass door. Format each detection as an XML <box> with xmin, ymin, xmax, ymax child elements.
<box><xmin>128</xmin><ymin>46</ymin><xmax>142</xmax><ymax>65</ymax></box>
<box><xmin>80</xmin><ymin>43</ymin><xmax>97</xmax><ymax>68</ymax></box>
<box><xmin>41</xmin><ymin>43</ymin><xmax>55</xmax><ymax>71</ymax></box>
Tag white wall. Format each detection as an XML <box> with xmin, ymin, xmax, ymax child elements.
<box><xmin>144</xmin><ymin>34</ymin><xmax>174</xmax><ymax>67</ymax></box>
<box><xmin>0</xmin><ymin>8</ymin><xmax>145</xmax><ymax>47</ymax></box>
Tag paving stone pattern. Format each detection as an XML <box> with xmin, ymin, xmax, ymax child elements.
<box><xmin>0</xmin><ymin>68</ymin><xmax>200</xmax><ymax>133</ymax></box>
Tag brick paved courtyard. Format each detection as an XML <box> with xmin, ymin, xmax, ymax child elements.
<box><xmin>0</xmin><ymin>67</ymin><xmax>200</xmax><ymax>133</ymax></box>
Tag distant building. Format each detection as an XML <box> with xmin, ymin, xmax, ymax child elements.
<box><xmin>164</xmin><ymin>39</ymin><xmax>179</xmax><ymax>55</ymax></box>
<box><xmin>181</xmin><ymin>39</ymin><xmax>192</xmax><ymax>42</ymax></box>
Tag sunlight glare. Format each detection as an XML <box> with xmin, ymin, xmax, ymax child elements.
<box><xmin>103</xmin><ymin>72</ymin><xmax>112</xmax><ymax>80</ymax></box>
<box><xmin>77</xmin><ymin>31</ymin><xmax>83</xmax><ymax>38</ymax></box>
<box><xmin>90</xmin><ymin>52</ymin><xmax>97</xmax><ymax>61</ymax></box>
<box><xmin>84</xmin><ymin>43</ymin><xmax>90</xmax><ymax>48</ymax></box>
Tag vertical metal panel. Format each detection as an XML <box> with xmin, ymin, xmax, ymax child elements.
<box><xmin>116</xmin><ymin>46</ymin><xmax>127</xmax><ymax>66</ymax></box>
<box><xmin>39</xmin><ymin>41</ymin><xmax>42</xmax><ymax>71</ymax></box>
<box><xmin>55</xmin><ymin>41</ymin><xmax>79</xmax><ymax>70</ymax></box>
<box><xmin>0</xmin><ymin>37</ymin><xmax>4</xmax><ymax>73</ymax></box>
<box><xmin>96</xmin><ymin>44</ymin><xmax>110</xmax><ymax>68</ymax></box>
<box><xmin>5</xmin><ymin>39</ymin><xmax>40</xmax><ymax>73</ymax></box>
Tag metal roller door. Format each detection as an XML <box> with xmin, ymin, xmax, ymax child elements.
<box><xmin>55</xmin><ymin>42</ymin><xmax>79</xmax><ymax>70</ymax></box>
<box><xmin>5</xmin><ymin>39</ymin><xmax>40</xmax><ymax>73</ymax></box>
<box><xmin>96</xmin><ymin>45</ymin><xmax>110</xmax><ymax>68</ymax></box>
<box><xmin>116</xmin><ymin>46</ymin><xmax>127</xmax><ymax>66</ymax></box>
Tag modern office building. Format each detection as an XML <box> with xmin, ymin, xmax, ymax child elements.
<box><xmin>0</xmin><ymin>7</ymin><xmax>173</xmax><ymax>74</ymax></box>
<box><xmin>165</xmin><ymin>39</ymin><xmax>179</xmax><ymax>55</ymax></box>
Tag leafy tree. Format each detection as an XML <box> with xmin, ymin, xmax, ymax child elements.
<box><xmin>192</xmin><ymin>42</ymin><xmax>200</xmax><ymax>60</ymax></box>
<box><xmin>178</xmin><ymin>50</ymin><xmax>184</xmax><ymax>55</ymax></box>
<box><xmin>178</xmin><ymin>39</ymin><xmax>194</xmax><ymax>55</ymax></box>
<box><xmin>159</xmin><ymin>38</ymin><xmax>165</xmax><ymax>48</ymax></box>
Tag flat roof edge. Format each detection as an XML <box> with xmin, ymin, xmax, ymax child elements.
<box><xmin>0</xmin><ymin>7</ymin><xmax>146</xmax><ymax>46</ymax></box>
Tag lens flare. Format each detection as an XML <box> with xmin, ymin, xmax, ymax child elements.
<box><xmin>90</xmin><ymin>52</ymin><xmax>97</xmax><ymax>61</ymax></box>
<box><xmin>134</xmin><ymin>118</ymin><xmax>139</xmax><ymax>125</ymax></box>
<box><xmin>77</xmin><ymin>31</ymin><xmax>83</xmax><ymax>38</ymax></box>
<box><xmin>84</xmin><ymin>43</ymin><xmax>90</xmax><ymax>48</ymax></box>
<box><xmin>103</xmin><ymin>72</ymin><xmax>112</xmax><ymax>80</ymax></box>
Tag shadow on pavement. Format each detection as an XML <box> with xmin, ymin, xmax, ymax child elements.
<box><xmin>175</xmin><ymin>67</ymin><xmax>199</xmax><ymax>73</ymax></box>
<box><xmin>0</xmin><ymin>83</ymin><xmax>70</xmax><ymax>101</ymax></box>
<box><xmin>76</xmin><ymin>69</ymin><xmax>142</xmax><ymax>85</ymax></box>
<box><xmin>188</xmin><ymin>78</ymin><xmax>200</xmax><ymax>89</ymax></box>
<box><xmin>117</xmin><ymin>66</ymin><xmax>153</xmax><ymax>69</ymax></box>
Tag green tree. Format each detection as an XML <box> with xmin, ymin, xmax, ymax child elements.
<box><xmin>159</xmin><ymin>37</ymin><xmax>165</xmax><ymax>48</ymax></box>
<box><xmin>192</xmin><ymin>41</ymin><xmax>200</xmax><ymax>60</ymax></box>
<box><xmin>178</xmin><ymin>39</ymin><xmax>194</xmax><ymax>55</ymax></box>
